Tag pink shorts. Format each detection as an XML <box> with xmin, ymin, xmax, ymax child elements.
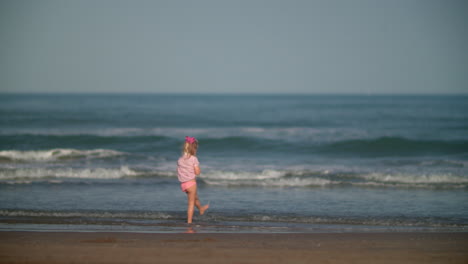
<box><xmin>180</xmin><ymin>180</ymin><xmax>196</xmax><ymax>193</ymax></box>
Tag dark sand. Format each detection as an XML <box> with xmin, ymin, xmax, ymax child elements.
<box><xmin>0</xmin><ymin>231</ymin><xmax>467</xmax><ymax>264</ymax></box>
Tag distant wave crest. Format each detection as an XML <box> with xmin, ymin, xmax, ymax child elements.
<box><xmin>319</xmin><ymin>136</ymin><xmax>468</xmax><ymax>156</ymax></box>
<box><xmin>0</xmin><ymin>148</ymin><xmax>125</xmax><ymax>162</ymax></box>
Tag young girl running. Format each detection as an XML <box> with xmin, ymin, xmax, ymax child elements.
<box><xmin>177</xmin><ymin>136</ymin><xmax>209</xmax><ymax>224</ymax></box>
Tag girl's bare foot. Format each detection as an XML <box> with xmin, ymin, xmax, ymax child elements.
<box><xmin>200</xmin><ymin>204</ymin><xmax>209</xmax><ymax>215</ymax></box>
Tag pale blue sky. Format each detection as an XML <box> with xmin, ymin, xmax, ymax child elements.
<box><xmin>1</xmin><ymin>0</ymin><xmax>467</xmax><ymax>94</ymax></box>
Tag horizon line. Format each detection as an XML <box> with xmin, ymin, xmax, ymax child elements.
<box><xmin>1</xmin><ymin>91</ymin><xmax>468</xmax><ymax>96</ymax></box>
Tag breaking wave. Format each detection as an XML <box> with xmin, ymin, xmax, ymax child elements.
<box><xmin>199</xmin><ymin>170</ymin><xmax>468</xmax><ymax>189</ymax></box>
<box><xmin>0</xmin><ymin>166</ymin><xmax>138</xmax><ymax>181</ymax></box>
<box><xmin>0</xmin><ymin>148</ymin><xmax>125</xmax><ymax>162</ymax></box>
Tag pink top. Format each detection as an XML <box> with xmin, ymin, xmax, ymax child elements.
<box><xmin>177</xmin><ymin>154</ymin><xmax>200</xmax><ymax>183</ymax></box>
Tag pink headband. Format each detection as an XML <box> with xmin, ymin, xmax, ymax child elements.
<box><xmin>185</xmin><ymin>136</ymin><xmax>197</xmax><ymax>144</ymax></box>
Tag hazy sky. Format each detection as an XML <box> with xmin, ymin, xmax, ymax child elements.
<box><xmin>1</xmin><ymin>0</ymin><xmax>467</xmax><ymax>94</ymax></box>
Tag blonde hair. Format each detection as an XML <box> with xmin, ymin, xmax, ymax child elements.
<box><xmin>182</xmin><ymin>141</ymin><xmax>198</xmax><ymax>156</ymax></box>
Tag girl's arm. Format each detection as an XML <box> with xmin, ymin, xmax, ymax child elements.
<box><xmin>194</xmin><ymin>166</ymin><xmax>201</xmax><ymax>176</ymax></box>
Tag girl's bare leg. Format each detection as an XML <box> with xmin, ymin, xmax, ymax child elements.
<box><xmin>186</xmin><ymin>185</ymin><xmax>197</xmax><ymax>224</ymax></box>
<box><xmin>186</xmin><ymin>185</ymin><xmax>210</xmax><ymax>223</ymax></box>
<box><xmin>195</xmin><ymin>194</ymin><xmax>209</xmax><ymax>215</ymax></box>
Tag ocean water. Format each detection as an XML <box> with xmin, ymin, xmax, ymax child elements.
<box><xmin>0</xmin><ymin>93</ymin><xmax>467</xmax><ymax>233</ymax></box>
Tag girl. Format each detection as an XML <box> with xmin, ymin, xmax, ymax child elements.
<box><xmin>177</xmin><ymin>136</ymin><xmax>209</xmax><ymax>224</ymax></box>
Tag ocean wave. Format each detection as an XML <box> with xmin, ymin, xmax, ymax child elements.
<box><xmin>0</xmin><ymin>148</ymin><xmax>125</xmax><ymax>162</ymax></box>
<box><xmin>1</xmin><ymin>165</ymin><xmax>466</xmax><ymax>189</ymax></box>
<box><xmin>0</xmin><ymin>127</ymin><xmax>363</xmax><ymax>142</ymax></box>
<box><xmin>353</xmin><ymin>172</ymin><xmax>468</xmax><ymax>188</ymax></box>
<box><xmin>0</xmin><ymin>166</ymin><xmax>138</xmax><ymax>180</ymax></box>
<box><xmin>362</xmin><ymin>172</ymin><xmax>468</xmax><ymax>184</ymax></box>
<box><xmin>320</xmin><ymin>137</ymin><xmax>468</xmax><ymax>156</ymax></box>
<box><xmin>199</xmin><ymin>170</ymin><xmax>468</xmax><ymax>189</ymax></box>
<box><xmin>2</xmin><ymin>133</ymin><xmax>467</xmax><ymax>158</ymax></box>
<box><xmin>201</xmin><ymin>170</ymin><xmax>334</xmax><ymax>187</ymax></box>
<box><xmin>204</xmin><ymin>177</ymin><xmax>334</xmax><ymax>187</ymax></box>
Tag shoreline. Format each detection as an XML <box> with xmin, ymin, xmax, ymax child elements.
<box><xmin>1</xmin><ymin>231</ymin><xmax>467</xmax><ymax>264</ymax></box>
<box><xmin>2</xmin><ymin>219</ymin><xmax>466</xmax><ymax>234</ymax></box>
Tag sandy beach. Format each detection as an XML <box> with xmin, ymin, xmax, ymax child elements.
<box><xmin>0</xmin><ymin>231</ymin><xmax>467</xmax><ymax>264</ymax></box>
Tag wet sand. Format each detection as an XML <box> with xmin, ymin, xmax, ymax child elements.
<box><xmin>0</xmin><ymin>231</ymin><xmax>467</xmax><ymax>264</ymax></box>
